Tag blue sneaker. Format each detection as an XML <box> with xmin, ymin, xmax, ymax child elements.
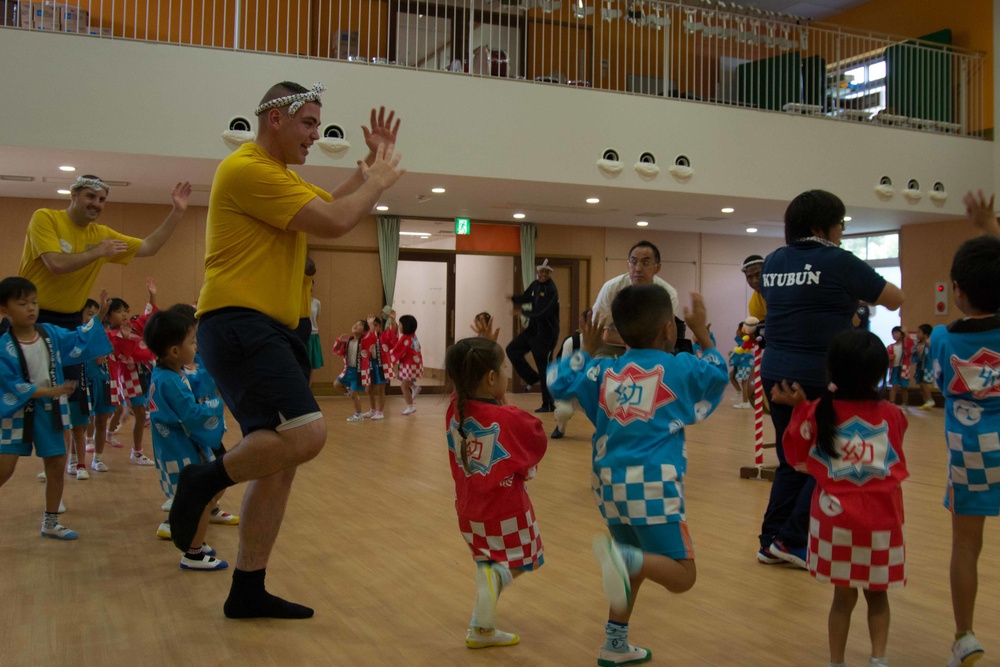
<box><xmin>180</xmin><ymin>555</ymin><xmax>228</xmax><ymax>571</ymax></box>
<box><xmin>756</xmin><ymin>547</ymin><xmax>783</xmax><ymax>564</ymax></box>
<box><xmin>41</xmin><ymin>522</ymin><xmax>78</xmax><ymax>540</ymax></box>
<box><xmin>768</xmin><ymin>540</ymin><xmax>807</xmax><ymax>569</ymax></box>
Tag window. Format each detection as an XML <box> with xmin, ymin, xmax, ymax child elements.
<box><xmin>841</xmin><ymin>232</ymin><xmax>897</xmax><ymax>262</ymax></box>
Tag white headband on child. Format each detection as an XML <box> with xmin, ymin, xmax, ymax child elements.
<box><xmin>741</xmin><ymin>257</ymin><xmax>764</xmax><ymax>272</ymax></box>
<box><xmin>70</xmin><ymin>176</ymin><xmax>110</xmax><ymax>194</ymax></box>
<box><xmin>254</xmin><ymin>83</ymin><xmax>326</xmax><ymax>117</ymax></box>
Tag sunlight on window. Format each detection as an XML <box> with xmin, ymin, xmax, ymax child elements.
<box><xmin>841</xmin><ymin>237</ymin><xmax>867</xmax><ymax>260</ymax></box>
<box><xmin>845</xmin><ymin>66</ymin><xmax>866</xmax><ymax>84</ymax></box>
<box><xmin>868</xmin><ymin>61</ymin><xmax>886</xmax><ymax>81</ymax></box>
<box><xmin>867</xmin><ymin>233</ymin><xmax>899</xmax><ymax>260</ymax></box>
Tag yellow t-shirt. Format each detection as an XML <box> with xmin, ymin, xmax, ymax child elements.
<box><xmin>197</xmin><ymin>143</ymin><xmax>332</xmax><ymax>328</ymax></box>
<box><xmin>18</xmin><ymin>209</ymin><xmax>141</xmax><ymax>313</ymax></box>
<box><xmin>299</xmin><ymin>275</ymin><xmax>313</xmax><ymax>320</ymax></box>
<box><xmin>749</xmin><ymin>290</ymin><xmax>767</xmax><ymax>320</ymax></box>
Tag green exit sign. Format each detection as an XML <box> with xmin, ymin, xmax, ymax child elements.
<box><xmin>455</xmin><ymin>218</ymin><xmax>471</xmax><ymax>235</ymax></box>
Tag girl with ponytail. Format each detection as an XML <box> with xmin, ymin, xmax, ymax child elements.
<box><xmin>771</xmin><ymin>329</ymin><xmax>908</xmax><ymax>667</ymax></box>
<box><xmin>444</xmin><ymin>325</ymin><xmax>547</xmax><ymax>650</ymax></box>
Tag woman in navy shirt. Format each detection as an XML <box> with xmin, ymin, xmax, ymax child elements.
<box><xmin>756</xmin><ymin>190</ymin><xmax>904</xmax><ymax>567</ymax></box>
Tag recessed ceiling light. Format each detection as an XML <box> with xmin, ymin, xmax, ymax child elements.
<box><xmin>375</xmin><ymin>205</ymin><xmax>389</xmax><ymax>211</ymax></box>
<box><xmin>721</xmin><ymin>207</ymin><xmax>735</xmax><ymax>213</ymax></box>
<box><xmin>636</xmin><ymin>221</ymin><xmax>649</xmax><ymax>227</ymax></box>
<box><xmin>513</xmin><ymin>213</ymin><xmax>526</xmax><ymax>219</ymax></box>
<box><xmin>57</xmin><ymin>189</ymin><xmax>71</xmax><ymax>195</ymax></box>
<box><xmin>59</xmin><ymin>166</ymin><xmax>76</xmax><ymax>172</ymax></box>
<box><xmin>746</xmin><ymin>227</ymin><xmax>758</xmax><ymax>233</ymax></box>
<box><xmin>843</xmin><ymin>216</ymin><xmax>852</xmax><ymax>222</ymax></box>
<box><xmin>400</xmin><ymin>231</ymin><xmax>432</xmax><ymax>236</ymax></box>
<box><xmin>431</xmin><ymin>187</ymin><xmax>446</xmax><ymax>194</ymax></box>
<box><xmin>420</xmin><ymin>235</ymin><xmax>430</xmax><ymax>239</ymax></box>
<box><xmin>586</xmin><ymin>197</ymin><xmax>600</xmax><ymax>204</ymax></box>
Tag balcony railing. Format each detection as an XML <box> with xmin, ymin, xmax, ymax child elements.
<box><xmin>3</xmin><ymin>0</ymin><xmax>988</xmax><ymax>138</ymax></box>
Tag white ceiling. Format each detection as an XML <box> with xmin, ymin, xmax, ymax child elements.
<box><xmin>0</xmin><ymin>141</ymin><xmax>960</xmax><ymax>241</ymax></box>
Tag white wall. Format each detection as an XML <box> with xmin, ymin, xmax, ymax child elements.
<box><xmin>0</xmin><ymin>29</ymin><xmax>992</xmax><ymax>217</ymax></box>
<box><xmin>393</xmin><ymin>260</ymin><xmax>449</xmax><ymax>371</ymax></box>
<box><xmin>455</xmin><ymin>254</ymin><xmax>514</xmax><ymax>378</ymax></box>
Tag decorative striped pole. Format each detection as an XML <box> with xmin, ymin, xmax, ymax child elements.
<box><xmin>753</xmin><ymin>342</ymin><xmax>765</xmax><ymax>469</ymax></box>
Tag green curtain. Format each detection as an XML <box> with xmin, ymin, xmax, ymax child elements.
<box><xmin>519</xmin><ymin>223</ymin><xmax>536</xmax><ymax>326</ymax></box>
<box><xmin>376</xmin><ymin>215</ymin><xmax>400</xmax><ymax>307</ymax></box>
<box><xmin>519</xmin><ymin>223</ymin><xmax>536</xmax><ymax>293</ymax></box>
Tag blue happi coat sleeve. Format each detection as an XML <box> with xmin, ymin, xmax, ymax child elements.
<box><xmin>44</xmin><ymin>320</ymin><xmax>113</xmax><ymax>367</ymax></box>
<box><xmin>0</xmin><ymin>332</ymin><xmax>36</xmax><ymax>418</ymax></box>
<box><xmin>153</xmin><ymin>371</ymin><xmax>225</xmax><ymax>459</ymax></box>
<box><xmin>547</xmin><ymin>349</ymin><xmax>606</xmax><ymax>424</ymax></box>
<box><xmin>668</xmin><ymin>348</ymin><xmax>729</xmax><ymax>424</ymax></box>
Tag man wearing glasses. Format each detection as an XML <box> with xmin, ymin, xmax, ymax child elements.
<box><xmin>592</xmin><ymin>241</ymin><xmax>681</xmax><ymax>353</ymax></box>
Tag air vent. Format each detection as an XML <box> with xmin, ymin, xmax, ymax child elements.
<box><xmin>0</xmin><ymin>175</ymin><xmax>35</xmax><ymax>182</ymax></box>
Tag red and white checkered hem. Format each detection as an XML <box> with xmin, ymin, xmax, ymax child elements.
<box><xmin>808</xmin><ymin>517</ymin><xmax>906</xmax><ymax>590</ymax></box>
<box><xmin>459</xmin><ymin>508</ymin><xmax>544</xmax><ymax>570</ymax></box>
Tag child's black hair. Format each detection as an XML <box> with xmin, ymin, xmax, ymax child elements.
<box><xmin>371</xmin><ymin>315</ymin><xmax>384</xmax><ymax>330</ymax></box>
<box><xmin>951</xmin><ymin>235</ymin><xmax>1000</xmax><ymax>313</ymax></box>
<box><xmin>83</xmin><ymin>299</ymin><xmax>100</xmax><ymax>312</ymax></box>
<box><xmin>143</xmin><ymin>308</ymin><xmax>196</xmax><ymax>358</ymax></box>
<box><xmin>611</xmin><ymin>284</ymin><xmax>674</xmax><ymax>349</ymax></box>
<box><xmin>399</xmin><ymin>315</ymin><xmax>418</xmax><ymax>335</ymax></box>
<box><xmin>0</xmin><ymin>277</ymin><xmax>37</xmax><ymax>306</ymax></box>
<box><xmin>917</xmin><ymin>323</ymin><xmax>932</xmax><ymax>337</ymax></box>
<box><xmin>167</xmin><ymin>303</ymin><xmax>197</xmax><ymax>321</ymax></box>
<box><xmin>784</xmin><ymin>190</ymin><xmax>846</xmax><ymax>244</ymax></box>
<box><xmin>357</xmin><ymin>318</ymin><xmax>370</xmax><ymax>333</ymax></box>
<box><xmin>814</xmin><ymin>330</ymin><xmax>888</xmax><ymax>459</ymax></box>
<box><xmin>102</xmin><ymin>298</ymin><xmax>130</xmax><ymax>326</ymax></box>
<box><xmin>445</xmin><ymin>337</ymin><xmax>505</xmax><ymax>474</ymax></box>
<box><xmin>891</xmin><ymin>325</ymin><xmax>903</xmax><ymax>337</ymax></box>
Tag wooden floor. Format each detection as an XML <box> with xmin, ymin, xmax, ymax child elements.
<box><xmin>1</xmin><ymin>389</ymin><xmax>997</xmax><ymax>667</ymax></box>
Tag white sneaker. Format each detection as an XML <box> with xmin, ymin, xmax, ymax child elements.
<box><xmin>592</xmin><ymin>535</ymin><xmax>631</xmax><ymax>615</ymax></box>
<box><xmin>162</xmin><ymin>497</ymin><xmax>173</xmax><ymax>512</ymax></box>
<box><xmin>85</xmin><ymin>440</ymin><xmax>95</xmax><ymax>453</ymax></box>
<box><xmin>37</xmin><ymin>471</ymin><xmax>46</xmax><ymax>482</ymax></box>
<box><xmin>179</xmin><ymin>554</ymin><xmax>228</xmax><ymax>571</ymax></box>
<box><xmin>597</xmin><ymin>645</ymin><xmax>652</xmax><ymax>666</ymax></box>
<box><xmin>129</xmin><ymin>451</ymin><xmax>155</xmax><ymax>466</ymax></box>
<box><xmin>75</xmin><ymin>467</ymin><xmax>90</xmax><ymax>480</ymax></box>
<box><xmin>157</xmin><ymin>522</ymin><xmax>172</xmax><ymax>539</ymax></box>
<box><xmin>371</xmin><ymin>411</ymin><xmax>385</xmax><ymax>420</ymax></box>
<box><xmin>41</xmin><ymin>522</ymin><xmax>78</xmax><ymax>540</ymax></box>
<box><xmin>91</xmin><ymin>458</ymin><xmax>108</xmax><ymax>472</ymax></box>
<box><xmin>402</xmin><ymin>405</ymin><xmax>417</xmax><ymax>415</ymax></box>
<box><xmin>66</xmin><ymin>457</ymin><xmax>78</xmax><ymax>475</ymax></box>
<box><xmin>920</xmin><ymin>400</ymin><xmax>936</xmax><ymax>411</ymax></box>
<box><xmin>465</xmin><ymin>627</ymin><xmax>520</xmax><ymax>649</ymax></box>
<box><xmin>57</xmin><ymin>501</ymin><xmax>66</xmax><ymax>513</ymax></box>
<box><xmin>209</xmin><ymin>509</ymin><xmax>239</xmax><ymax>525</ymax></box>
<box><xmin>948</xmin><ymin>633</ymin><xmax>985</xmax><ymax>667</ymax></box>
<box><xmin>360</xmin><ymin>410</ymin><xmax>374</xmax><ymax>419</ymax></box>
<box><xmin>411</xmin><ymin>384</ymin><xmax>422</xmax><ymax>400</ymax></box>
<box><xmin>346</xmin><ymin>413</ymin><xmax>365</xmax><ymax>422</ymax></box>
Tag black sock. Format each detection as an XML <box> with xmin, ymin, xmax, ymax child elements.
<box><xmin>184</xmin><ymin>550</ymin><xmax>208</xmax><ymax>561</ymax></box>
<box><xmin>168</xmin><ymin>458</ymin><xmax>235</xmax><ymax>553</ymax></box>
<box><xmin>224</xmin><ymin>568</ymin><xmax>314</xmax><ymax>620</ymax></box>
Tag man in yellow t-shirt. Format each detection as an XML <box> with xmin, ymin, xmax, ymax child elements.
<box><xmin>17</xmin><ymin>175</ymin><xmax>191</xmax><ymax>472</ymax></box>
<box><xmin>742</xmin><ymin>255</ymin><xmax>767</xmax><ymax>321</ymax></box>
<box><xmin>171</xmin><ymin>81</ymin><xmax>404</xmax><ymax>620</ymax></box>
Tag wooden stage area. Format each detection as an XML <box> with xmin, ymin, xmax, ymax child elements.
<box><xmin>0</xmin><ymin>388</ymin><xmax>997</xmax><ymax>666</ymax></box>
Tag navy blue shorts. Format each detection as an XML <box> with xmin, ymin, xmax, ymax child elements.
<box><xmin>197</xmin><ymin>308</ymin><xmax>319</xmax><ymax>437</ymax></box>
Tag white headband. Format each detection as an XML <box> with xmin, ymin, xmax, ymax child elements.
<box><xmin>741</xmin><ymin>258</ymin><xmax>764</xmax><ymax>271</ymax></box>
<box><xmin>254</xmin><ymin>83</ymin><xmax>325</xmax><ymax>117</ymax></box>
<box><xmin>70</xmin><ymin>176</ymin><xmax>110</xmax><ymax>194</ymax></box>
